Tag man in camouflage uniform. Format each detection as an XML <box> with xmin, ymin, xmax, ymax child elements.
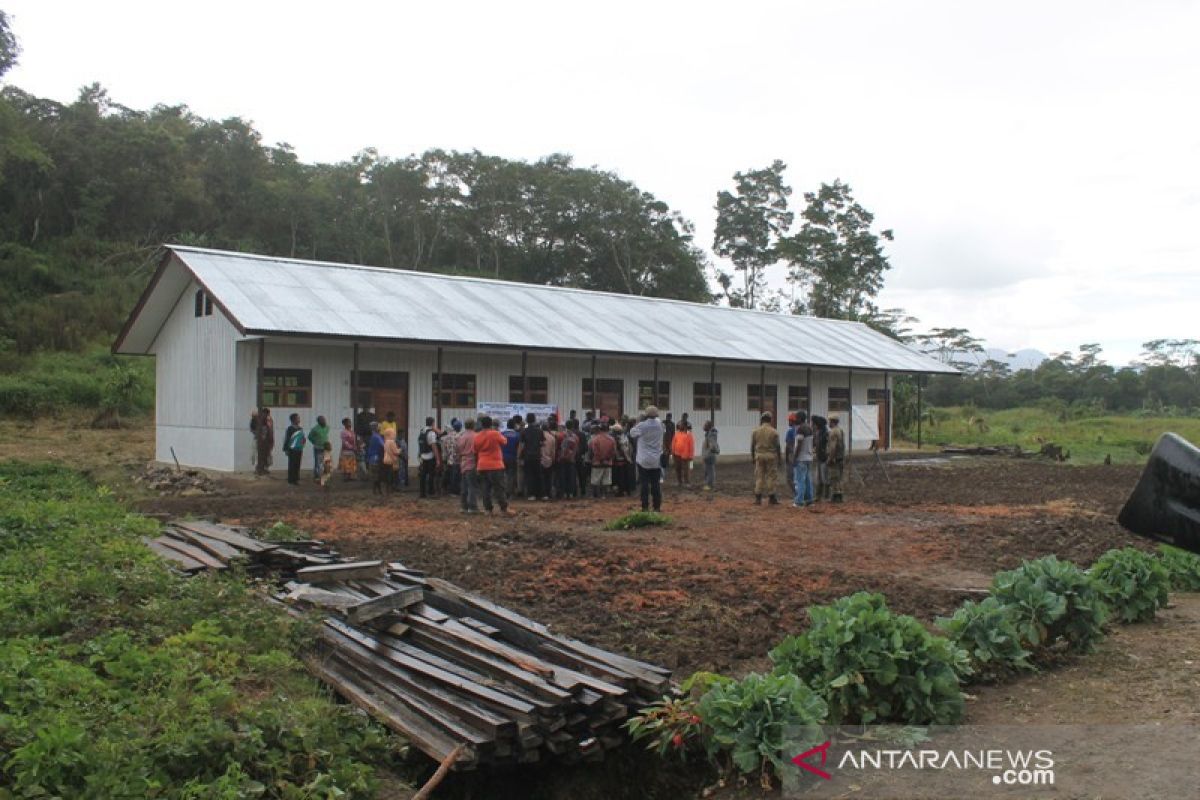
<box><xmin>750</xmin><ymin>412</ymin><xmax>782</xmax><ymax>505</ymax></box>
<box><xmin>827</xmin><ymin>414</ymin><xmax>846</xmax><ymax>503</ymax></box>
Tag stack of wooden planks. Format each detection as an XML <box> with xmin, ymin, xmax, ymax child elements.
<box><xmin>147</xmin><ymin>519</ymin><xmax>673</xmax><ymax>770</ymax></box>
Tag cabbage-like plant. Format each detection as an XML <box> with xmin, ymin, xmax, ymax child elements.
<box><xmin>1158</xmin><ymin>545</ymin><xmax>1200</xmax><ymax>591</ymax></box>
<box><xmin>991</xmin><ymin>556</ymin><xmax>1108</xmax><ymax>653</ymax></box>
<box><xmin>936</xmin><ymin>596</ymin><xmax>1034</xmax><ymax>681</ymax></box>
<box><xmin>1089</xmin><ymin>548</ymin><xmax>1169</xmax><ymax>623</ymax></box>
<box><xmin>769</xmin><ymin>592</ymin><xmax>968</xmax><ymax>725</ymax></box>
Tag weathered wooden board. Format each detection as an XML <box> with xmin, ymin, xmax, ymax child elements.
<box><xmin>297</xmin><ymin>560</ymin><xmax>385</xmax><ymax>583</ymax></box>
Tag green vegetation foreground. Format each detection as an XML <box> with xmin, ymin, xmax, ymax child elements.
<box><xmin>0</xmin><ymin>462</ymin><xmax>403</xmax><ymax>798</ymax></box>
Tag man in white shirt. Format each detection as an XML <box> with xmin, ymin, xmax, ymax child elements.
<box><xmin>629</xmin><ymin>405</ymin><xmax>665</xmax><ymax>512</ymax></box>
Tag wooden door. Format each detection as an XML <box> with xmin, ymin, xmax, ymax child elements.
<box><xmin>373</xmin><ymin>388</ymin><xmax>408</xmax><ymax>443</ymax></box>
<box><xmin>585</xmin><ymin>378</ymin><xmax>624</xmax><ymax>420</ymax></box>
<box><xmin>868</xmin><ymin>388</ymin><xmax>890</xmax><ymax>449</ymax></box>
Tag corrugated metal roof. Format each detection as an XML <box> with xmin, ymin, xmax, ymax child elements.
<box><xmin>141</xmin><ymin>245</ymin><xmax>957</xmax><ymax>374</ymax></box>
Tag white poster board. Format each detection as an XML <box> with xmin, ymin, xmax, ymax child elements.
<box><xmin>475</xmin><ymin>402</ymin><xmax>560</xmax><ymax>425</ymax></box>
<box><xmin>851</xmin><ymin>404</ymin><xmax>880</xmax><ymax>449</ymax></box>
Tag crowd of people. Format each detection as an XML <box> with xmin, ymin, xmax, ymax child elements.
<box><xmin>247</xmin><ymin>403</ymin><xmax>848</xmax><ymax>510</ymax></box>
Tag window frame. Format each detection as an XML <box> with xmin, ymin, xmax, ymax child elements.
<box><xmin>508</xmin><ymin>375</ymin><xmax>549</xmax><ymax>404</ymax></box>
<box><xmin>637</xmin><ymin>380</ymin><xmax>670</xmax><ymax>410</ymax></box>
<box><xmin>260</xmin><ymin>368</ymin><xmax>313</xmax><ymax>408</ymax></box>
<box><xmin>828</xmin><ymin>387</ymin><xmax>851</xmax><ymax>412</ymax></box>
<box><xmin>746</xmin><ymin>383</ymin><xmax>778</xmax><ymax>412</ymax></box>
<box><xmin>432</xmin><ymin>373</ymin><xmax>477</xmax><ymax>407</ymax></box>
<box><xmin>787</xmin><ymin>385</ymin><xmax>810</xmax><ymax>412</ymax></box>
<box><xmin>692</xmin><ymin>381</ymin><xmax>722</xmax><ymax>411</ymax></box>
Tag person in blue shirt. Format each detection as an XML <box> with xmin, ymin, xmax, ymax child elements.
<box><xmin>366</xmin><ymin>422</ymin><xmax>385</xmax><ymax>495</ymax></box>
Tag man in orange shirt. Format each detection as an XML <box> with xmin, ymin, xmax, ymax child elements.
<box><xmin>474</xmin><ymin>415</ymin><xmax>515</xmax><ymax>516</ymax></box>
<box><xmin>671</xmin><ymin>422</ymin><xmax>695</xmax><ymax>486</ymax></box>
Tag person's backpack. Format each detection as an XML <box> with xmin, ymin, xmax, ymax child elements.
<box><xmin>708</xmin><ymin>430</ymin><xmax>720</xmax><ymax>456</ymax></box>
<box><xmin>286</xmin><ymin>428</ymin><xmax>306</xmax><ymax>453</ymax></box>
<box><xmin>418</xmin><ymin>428</ymin><xmax>433</xmax><ymax>456</ymax></box>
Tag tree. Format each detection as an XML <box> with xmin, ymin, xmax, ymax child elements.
<box><xmin>1140</xmin><ymin>338</ymin><xmax>1199</xmax><ymax>369</ymax></box>
<box><xmin>0</xmin><ymin>9</ymin><xmax>18</xmax><ymax>79</ymax></box>
<box><xmin>783</xmin><ymin>180</ymin><xmax>893</xmax><ymax>320</ymax></box>
<box><xmin>712</xmin><ymin>160</ymin><xmax>792</xmax><ymax>309</ymax></box>
<box><xmin>913</xmin><ymin>327</ymin><xmax>985</xmax><ymax>371</ymax></box>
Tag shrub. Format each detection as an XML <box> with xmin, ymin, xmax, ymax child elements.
<box><xmin>991</xmin><ymin>556</ymin><xmax>1108</xmax><ymax>653</ymax></box>
<box><xmin>1089</xmin><ymin>548</ymin><xmax>1170</xmax><ymax>623</ymax></box>
<box><xmin>604</xmin><ymin>511</ymin><xmax>671</xmax><ymax>530</ymax></box>
<box><xmin>697</xmin><ymin>672</ymin><xmax>827</xmax><ymax>780</ymax></box>
<box><xmin>769</xmin><ymin>592</ymin><xmax>968</xmax><ymax>725</ymax></box>
<box><xmin>936</xmin><ymin>596</ymin><xmax>1034</xmax><ymax>682</ymax></box>
<box><xmin>1158</xmin><ymin>545</ymin><xmax>1200</xmax><ymax>591</ymax></box>
<box><xmin>626</xmin><ymin>696</ymin><xmax>705</xmax><ymax>760</ymax></box>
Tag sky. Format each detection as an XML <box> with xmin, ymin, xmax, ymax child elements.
<box><xmin>5</xmin><ymin>0</ymin><xmax>1198</xmax><ymax>365</ymax></box>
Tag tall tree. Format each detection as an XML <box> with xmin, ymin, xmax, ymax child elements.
<box><xmin>712</xmin><ymin>160</ymin><xmax>792</xmax><ymax>309</ymax></box>
<box><xmin>783</xmin><ymin>179</ymin><xmax>893</xmax><ymax>320</ymax></box>
<box><xmin>0</xmin><ymin>9</ymin><xmax>18</xmax><ymax>78</ymax></box>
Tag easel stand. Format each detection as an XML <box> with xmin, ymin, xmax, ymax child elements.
<box><xmin>851</xmin><ymin>442</ymin><xmax>892</xmax><ymax>485</ymax></box>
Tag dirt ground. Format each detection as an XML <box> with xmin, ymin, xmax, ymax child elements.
<box><xmin>135</xmin><ymin>454</ymin><xmax>1152</xmax><ymax>677</ymax></box>
<box><xmin>7</xmin><ymin>421</ymin><xmax>1196</xmax><ymax>797</ymax></box>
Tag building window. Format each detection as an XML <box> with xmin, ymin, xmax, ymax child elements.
<box><xmin>828</xmin><ymin>387</ymin><xmax>850</xmax><ymax>412</ymax></box>
<box><xmin>194</xmin><ymin>289</ymin><xmax>213</xmax><ymax>317</ymax></box>
<box><xmin>788</xmin><ymin>385</ymin><xmax>810</xmax><ymax>411</ymax></box>
<box><xmin>637</xmin><ymin>380</ymin><xmax>669</xmax><ymax>410</ymax></box>
<box><xmin>508</xmin><ymin>375</ymin><xmax>548</xmax><ymax>404</ymax></box>
<box><xmin>433</xmin><ymin>373</ymin><xmax>476</xmax><ymax>407</ymax></box>
<box><xmin>261</xmin><ymin>369</ymin><xmax>312</xmax><ymax>407</ymax></box>
<box><xmin>867</xmin><ymin>388</ymin><xmax>889</xmax><ymax>405</ymax></box>
<box><xmin>693</xmin><ymin>382</ymin><xmax>722</xmax><ymax>411</ymax></box>
<box><xmin>747</xmin><ymin>384</ymin><xmax>778</xmax><ymax>411</ymax></box>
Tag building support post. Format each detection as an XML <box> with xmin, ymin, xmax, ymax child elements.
<box><xmin>883</xmin><ymin>370</ymin><xmax>890</xmax><ymax>450</ymax></box>
<box><xmin>759</xmin><ymin>363</ymin><xmax>767</xmax><ymax>421</ymax></box>
<box><xmin>806</xmin><ymin>366</ymin><xmax>812</xmax><ymax>415</ymax></box>
<box><xmin>848</xmin><ymin>369</ymin><xmax>854</xmax><ymax>454</ymax></box>
<box><xmin>590</xmin><ymin>354</ymin><xmax>597</xmax><ymax>418</ymax></box>
<box><xmin>256</xmin><ymin>337</ymin><xmax>265</xmax><ymax>409</ymax></box>
<box><xmin>351</xmin><ymin>342</ymin><xmax>360</xmax><ymax>428</ymax></box>
<box><xmin>436</xmin><ymin>346</ymin><xmax>444</xmax><ymax>428</ymax></box>
<box><xmin>521</xmin><ymin>351</ymin><xmax>529</xmax><ymax>403</ymax></box>
<box><xmin>709</xmin><ymin>361</ymin><xmax>716</xmax><ymax>425</ymax></box>
<box><xmin>917</xmin><ymin>374</ymin><xmax>923</xmax><ymax>450</ymax></box>
<box><xmin>652</xmin><ymin>358</ymin><xmax>659</xmax><ymax>411</ymax></box>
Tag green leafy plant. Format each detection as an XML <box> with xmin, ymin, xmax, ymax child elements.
<box><xmin>604</xmin><ymin>511</ymin><xmax>672</xmax><ymax>530</ymax></box>
<box><xmin>1088</xmin><ymin>548</ymin><xmax>1169</xmax><ymax>623</ymax></box>
<box><xmin>0</xmin><ymin>461</ymin><xmax>402</xmax><ymax>797</ymax></box>
<box><xmin>259</xmin><ymin>520</ymin><xmax>307</xmax><ymax>542</ymax></box>
<box><xmin>991</xmin><ymin>556</ymin><xmax>1108</xmax><ymax>653</ymax></box>
<box><xmin>936</xmin><ymin>596</ymin><xmax>1034</xmax><ymax>681</ymax></box>
<box><xmin>625</xmin><ymin>696</ymin><xmax>705</xmax><ymax>760</ymax></box>
<box><xmin>1158</xmin><ymin>545</ymin><xmax>1200</xmax><ymax>591</ymax></box>
<box><xmin>697</xmin><ymin>672</ymin><xmax>827</xmax><ymax>782</ymax></box>
<box><xmin>769</xmin><ymin>592</ymin><xmax>968</xmax><ymax>725</ymax></box>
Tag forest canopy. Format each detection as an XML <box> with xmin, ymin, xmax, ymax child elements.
<box><xmin>0</xmin><ymin>74</ymin><xmax>711</xmax><ymax>354</ymax></box>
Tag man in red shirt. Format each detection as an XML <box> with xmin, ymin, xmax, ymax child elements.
<box><xmin>588</xmin><ymin>423</ymin><xmax>617</xmax><ymax>499</ymax></box>
<box><xmin>474</xmin><ymin>415</ymin><xmax>515</xmax><ymax>515</ymax></box>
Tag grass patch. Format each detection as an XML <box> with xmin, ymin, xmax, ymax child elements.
<box><xmin>0</xmin><ymin>346</ymin><xmax>153</xmax><ymax>420</ymax></box>
<box><xmin>898</xmin><ymin>406</ymin><xmax>1200</xmax><ymax>464</ymax></box>
<box><xmin>605</xmin><ymin>511</ymin><xmax>672</xmax><ymax>531</ymax></box>
<box><xmin>0</xmin><ymin>461</ymin><xmax>406</xmax><ymax>798</ymax></box>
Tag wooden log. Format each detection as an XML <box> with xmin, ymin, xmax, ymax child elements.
<box><xmin>323</xmin><ymin>619</ymin><xmax>544</xmax><ymax>718</ymax></box>
<box><xmin>171</xmin><ymin>519</ymin><xmax>279</xmax><ymax>554</ymax></box>
<box><xmin>306</xmin><ymin>654</ymin><xmax>474</xmax><ymax>767</ymax></box>
<box><xmin>411</xmin><ymin>743</ymin><xmax>465</xmax><ymax>800</ymax></box>
<box><xmin>327</xmin><ymin>651</ymin><xmax>494</xmax><ymax>750</ymax></box>
<box><xmin>406</xmin><ymin>623</ymin><xmax>575</xmax><ymax>704</ymax></box>
<box><xmin>151</xmin><ymin>535</ymin><xmax>227</xmax><ymax>571</ymax></box>
<box><xmin>297</xmin><ymin>560</ymin><xmax>385</xmax><ymax>583</ymax></box>
<box><xmin>163</xmin><ymin>526</ymin><xmax>244</xmax><ymax>563</ymax></box>
<box><xmin>321</xmin><ymin>629</ymin><xmax>516</xmax><ymax>738</ymax></box>
<box><xmin>144</xmin><ymin>538</ymin><xmax>206</xmax><ymax>571</ymax></box>
<box><xmin>344</xmin><ymin>586</ymin><xmax>424</xmax><ymax>625</ymax></box>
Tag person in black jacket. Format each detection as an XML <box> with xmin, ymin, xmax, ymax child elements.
<box><xmin>812</xmin><ymin>415</ymin><xmax>830</xmax><ymax>501</ymax></box>
<box><xmin>282</xmin><ymin>413</ymin><xmax>305</xmax><ymax>486</ymax></box>
<box><xmin>518</xmin><ymin>412</ymin><xmax>544</xmax><ymax>500</ymax></box>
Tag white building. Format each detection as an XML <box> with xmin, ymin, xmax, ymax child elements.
<box><xmin>114</xmin><ymin>246</ymin><xmax>956</xmax><ymax>471</ymax></box>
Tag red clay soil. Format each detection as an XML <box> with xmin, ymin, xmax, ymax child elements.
<box><xmin>142</xmin><ymin>454</ymin><xmax>1152</xmax><ymax>678</ymax></box>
